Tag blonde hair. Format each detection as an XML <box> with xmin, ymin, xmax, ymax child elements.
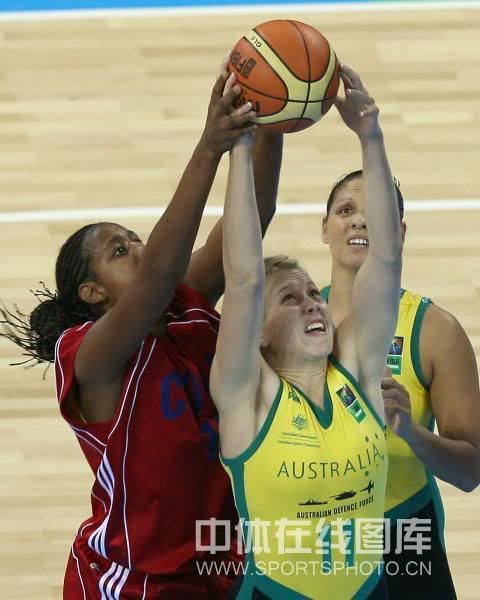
<box><xmin>264</xmin><ymin>255</ymin><xmax>301</xmax><ymax>282</ymax></box>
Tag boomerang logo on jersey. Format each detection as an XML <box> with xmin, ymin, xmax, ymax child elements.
<box><xmin>387</xmin><ymin>336</ymin><xmax>404</xmax><ymax>375</ymax></box>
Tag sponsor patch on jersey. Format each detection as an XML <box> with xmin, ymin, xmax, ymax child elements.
<box><xmin>336</xmin><ymin>384</ymin><xmax>366</xmax><ymax>423</ymax></box>
<box><xmin>387</xmin><ymin>335</ymin><xmax>404</xmax><ymax>375</ymax></box>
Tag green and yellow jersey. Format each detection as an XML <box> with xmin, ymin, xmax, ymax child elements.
<box><xmin>320</xmin><ymin>286</ymin><xmax>445</xmax><ymax>545</ymax></box>
<box><xmin>222</xmin><ymin>357</ymin><xmax>387</xmax><ymax>599</ymax></box>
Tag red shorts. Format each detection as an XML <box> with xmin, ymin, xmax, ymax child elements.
<box><xmin>64</xmin><ymin>535</ymin><xmax>236</xmax><ymax>599</ymax></box>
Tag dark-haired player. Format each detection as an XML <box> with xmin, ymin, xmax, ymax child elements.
<box><xmin>320</xmin><ymin>168</ymin><xmax>480</xmax><ymax>599</ymax></box>
<box><xmin>1</xmin><ymin>67</ymin><xmax>282</xmax><ymax>598</ymax></box>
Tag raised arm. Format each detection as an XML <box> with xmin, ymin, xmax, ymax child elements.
<box><xmin>210</xmin><ymin>127</ymin><xmax>265</xmax><ymax>455</ymax></box>
<box><xmin>335</xmin><ymin>65</ymin><xmax>402</xmax><ymax>392</ymax></box>
<box><xmin>185</xmin><ymin>125</ymin><xmax>283</xmax><ymax>306</ymax></box>
<box><xmin>75</xmin><ymin>73</ymin><xmax>256</xmax><ymax>387</ymax></box>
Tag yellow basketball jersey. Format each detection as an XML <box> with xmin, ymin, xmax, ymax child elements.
<box><xmin>221</xmin><ymin>357</ymin><xmax>387</xmax><ymax>600</ymax></box>
<box><xmin>320</xmin><ymin>286</ymin><xmax>445</xmax><ymax>544</ymax></box>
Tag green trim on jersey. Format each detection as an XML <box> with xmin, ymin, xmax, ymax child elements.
<box><xmin>329</xmin><ymin>354</ymin><xmax>385</xmax><ymax>431</ymax></box>
<box><xmin>384</xmin><ymin>484</ymin><xmax>432</xmax><ymax>521</ymax></box>
<box><xmin>221</xmin><ymin>380</ymin><xmax>283</xmax><ymax>467</ymax></box>
<box><xmin>410</xmin><ymin>297</ymin><xmax>432</xmax><ymax>390</ymax></box>
<box><xmin>290</xmin><ymin>381</ymin><xmax>334</xmax><ymax>429</ymax></box>
<box><xmin>235</xmin><ymin>564</ymin><xmax>384</xmax><ymax>600</ymax></box>
<box><xmin>426</xmin><ymin>414</ymin><xmax>447</xmax><ymax>550</ymax></box>
<box><xmin>353</xmin><ymin>564</ymin><xmax>385</xmax><ymax>600</ymax></box>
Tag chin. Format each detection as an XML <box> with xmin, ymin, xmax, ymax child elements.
<box><xmin>344</xmin><ymin>254</ymin><xmax>366</xmax><ymax>271</ymax></box>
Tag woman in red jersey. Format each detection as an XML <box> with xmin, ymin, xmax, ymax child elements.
<box><xmin>0</xmin><ymin>64</ymin><xmax>282</xmax><ymax>599</ymax></box>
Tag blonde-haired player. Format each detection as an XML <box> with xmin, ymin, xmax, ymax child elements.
<box><xmin>210</xmin><ymin>64</ymin><xmax>402</xmax><ymax>599</ymax></box>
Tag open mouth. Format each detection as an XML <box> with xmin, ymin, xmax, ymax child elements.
<box><xmin>348</xmin><ymin>238</ymin><xmax>369</xmax><ymax>247</ymax></box>
<box><xmin>305</xmin><ymin>321</ymin><xmax>327</xmax><ymax>335</ymax></box>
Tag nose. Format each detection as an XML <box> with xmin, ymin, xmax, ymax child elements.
<box><xmin>303</xmin><ymin>297</ymin><xmax>321</xmax><ymax>314</ymax></box>
<box><xmin>352</xmin><ymin>216</ymin><xmax>366</xmax><ymax>229</ymax></box>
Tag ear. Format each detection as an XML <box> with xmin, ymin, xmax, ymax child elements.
<box><xmin>321</xmin><ymin>215</ymin><xmax>329</xmax><ymax>244</ymax></box>
<box><xmin>78</xmin><ymin>281</ymin><xmax>107</xmax><ymax>306</ymax></box>
<box><xmin>401</xmin><ymin>221</ymin><xmax>407</xmax><ymax>244</ymax></box>
<box><xmin>260</xmin><ymin>325</ymin><xmax>270</xmax><ymax>349</ymax></box>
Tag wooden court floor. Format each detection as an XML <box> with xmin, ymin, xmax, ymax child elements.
<box><xmin>0</xmin><ymin>5</ymin><xmax>479</xmax><ymax>599</ymax></box>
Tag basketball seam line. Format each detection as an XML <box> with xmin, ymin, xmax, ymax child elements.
<box><xmin>249</xmin><ymin>26</ymin><xmax>328</xmax><ymax>86</ymax></box>
<box><xmin>288</xmin><ymin>20</ymin><xmax>310</xmax><ymax>132</ymax></box>
<box><xmin>233</xmin><ymin>77</ymin><xmax>338</xmax><ymax>105</ymax></box>
<box><xmin>322</xmin><ymin>49</ymin><xmax>338</xmax><ymax>116</ymax></box>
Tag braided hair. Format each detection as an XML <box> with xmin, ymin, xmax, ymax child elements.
<box><xmin>0</xmin><ymin>223</ymin><xmax>100</xmax><ymax>366</ymax></box>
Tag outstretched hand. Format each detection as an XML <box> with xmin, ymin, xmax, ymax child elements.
<box><xmin>199</xmin><ymin>55</ymin><xmax>257</xmax><ymax>157</ymax></box>
<box><xmin>382</xmin><ymin>372</ymin><xmax>414</xmax><ymax>440</ymax></box>
<box><xmin>334</xmin><ymin>64</ymin><xmax>382</xmax><ymax>141</ymax></box>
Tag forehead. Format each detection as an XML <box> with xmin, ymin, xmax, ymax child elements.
<box><xmin>267</xmin><ymin>269</ymin><xmax>317</xmax><ymax>293</ymax></box>
<box><xmin>333</xmin><ymin>177</ymin><xmax>364</xmax><ymax>204</ymax></box>
<box><xmin>88</xmin><ymin>223</ymin><xmax>132</xmax><ymax>246</ymax></box>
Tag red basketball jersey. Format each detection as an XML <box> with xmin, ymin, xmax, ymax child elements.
<box><xmin>54</xmin><ymin>284</ymin><xmax>240</xmax><ymax>583</ymax></box>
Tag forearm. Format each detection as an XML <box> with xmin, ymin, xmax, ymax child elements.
<box><xmin>142</xmin><ymin>141</ymin><xmax>220</xmax><ymax>282</ymax></box>
<box><xmin>252</xmin><ymin>131</ymin><xmax>283</xmax><ymax>235</ymax></box>
<box><xmin>403</xmin><ymin>422</ymin><xmax>480</xmax><ymax>492</ymax></box>
<box><xmin>224</xmin><ymin>143</ymin><xmax>263</xmax><ymax>285</ymax></box>
<box><xmin>361</xmin><ymin>132</ymin><xmax>402</xmax><ymax>263</ymax></box>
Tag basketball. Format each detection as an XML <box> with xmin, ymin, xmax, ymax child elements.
<box><xmin>229</xmin><ymin>19</ymin><xmax>340</xmax><ymax>134</ymax></box>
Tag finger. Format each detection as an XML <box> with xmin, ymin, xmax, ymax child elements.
<box><xmin>339</xmin><ymin>70</ymin><xmax>354</xmax><ymax>94</ymax></box>
<box><xmin>345</xmin><ymin>89</ymin><xmax>375</xmax><ymax>105</ymax></box>
<box><xmin>381</xmin><ymin>377</ymin><xmax>397</xmax><ymax>389</ymax></box>
<box><xmin>223</xmin><ymin>72</ymin><xmax>236</xmax><ymax>98</ymax></box>
<box><xmin>381</xmin><ymin>377</ymin><xmax>407</xmax><ymax>391</ymax></box>
<box><xmin>218</xmin><ymin>50</ymin><xmax>232</xmax><ymax>77</ymax></box>
<box><xmin>383</xmin><ymin>394</ymin><xmax>409</xmax><ymax>409</ymax></box>
<box><xmin>211</xmin><ymin>71</ymin><xmax>230</xmax><ymax>103</ymax></box>
<box><xmin>382</xmin><ymin>383</ymin><xmax>408</xmax><ymax>397</ymax></box>
<box><xmin>221</xmin><ymin>83</ymin><xmax>242</xmax><ymax>108</ymax></box>
<box><xmin>383</xmin><ymin>366</ymin><xmax>393</xmax><ymax>378</ymax></box>
<box><xmin>340</xmin><ymin>63</ymin><xmax>368</xmax><ymax>93</ymax></box>
<box><xmin>230</xmin><ymin>111</ymin><xmax>257</xmax><ymax>127</ymax></box>
<box><xmin>360</xmin><ymin>105</ymin><xmax>379</xmax><ymax>118</ymax></box>
<box><xmin>226</xmin><ymin>124</ymin><xmax>258</xmax><ymax>140</ymax></box>
<box><xmin>230</xmin><ymin>101</ymin><xmax>253</xmax><ymax>118</ymax></box>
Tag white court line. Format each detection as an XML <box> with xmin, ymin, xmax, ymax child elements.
<box><xmin>0</xmin><ymin>1</ymin><xmax>480</xmax><ymax>22</ymax></box>
<box><xmin>1</xmin><ymin>199</ymin><xmax>480</xmax><ymax>224</ymax></box>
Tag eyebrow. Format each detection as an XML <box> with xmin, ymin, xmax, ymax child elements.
<box><xmin>276</xmin><ymin>280</ymin><xmax>316</xmax><ymax>295</ymax></box>
<box><xmin>104</xmin><ymin>233</ymin><xmax>128</xmax><ymax>251</ymax></box>
<box><xmin>277</xmin><ymin>284</ymin><xmax>295</xmax><ymax>295</ymax></box>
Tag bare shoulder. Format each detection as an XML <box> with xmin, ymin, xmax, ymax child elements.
<box><xmin>421</xmin><ymin>302</ymin><xmax>468</xmax><ymax>351</ymax></box>
<box><xmin>419</xmin><ymin>301</ymin><xmax>477</xmax><ymax>389</ymax></box>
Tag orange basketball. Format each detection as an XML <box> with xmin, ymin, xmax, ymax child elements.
<box><xmin>229</xmin><ymin>20</ymin><xmax>340</xmax><ymax>134</ymax></box>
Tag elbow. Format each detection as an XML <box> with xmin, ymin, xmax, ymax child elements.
<box><xmin>457</xmin><ymin>478</ymin><xmax>479</xmax><ymax>493</ymax></box>
<box><xmin>454</xmin><ymin>457</ymin><xmax>480</xmax><ymax>492</ymax></box>
<box><xmin>459</xmin><ymin>467</ymin><xmax>480</xmax><ymax>493</ymax></box>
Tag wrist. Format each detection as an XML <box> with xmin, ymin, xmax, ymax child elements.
<box><xmin>401</xmin><ymin>420</ymin><xmax>421</xmax><ymax>446</ymax></box>
<box><xmin>359</xmin><ymin>128</ymin><xmax>384</xmax><ymax>145</ymax></box>
<box><xmin>196</xmin><ymin>136</ymin><xmax>223</xmax><ymax>163</ymax></box>
<box><xmin>230</xmin><ymin>139</ymin><xmax>253</xmax><ymax>157</ymax></box>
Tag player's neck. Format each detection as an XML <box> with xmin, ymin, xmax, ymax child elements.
<box><xmin>276</xmin><ymin>361</ymin><xmax>328</xmax><ymax>408</ymax></box>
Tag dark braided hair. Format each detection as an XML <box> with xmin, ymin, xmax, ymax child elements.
<box><xmin>0</xmin><ymin>223</ymin><xmax>101</xmax><ymax>366</ymax></box>
<box><xmin>325</xmin><ymin>169</ymin><xmax>404</xmax><ymax>220</ymax></box>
